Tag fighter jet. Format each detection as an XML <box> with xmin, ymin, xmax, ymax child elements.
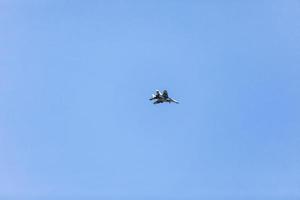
<box><xmin>149</xmin><ymin>90</ymin><xmax>179</xmax><ymax>104</ymax></box>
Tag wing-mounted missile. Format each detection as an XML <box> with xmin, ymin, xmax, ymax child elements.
<box><xmin>149</xmin><ymin>94</ymin><xmax>156</xmax><ymax>101</ymax></box>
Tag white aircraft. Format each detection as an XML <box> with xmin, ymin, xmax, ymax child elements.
<box><xmin>149</xmin><ymin>90</ymin><xmax>179</xmax><ymax>104</ymax></box>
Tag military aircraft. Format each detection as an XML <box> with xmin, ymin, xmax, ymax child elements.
<box><xmin>149</xmin><ymin>90</ymin><xmax>179</xmax><ymax>104</ymax></box>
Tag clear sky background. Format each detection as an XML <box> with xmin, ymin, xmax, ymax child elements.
<box><xmin>0</xmin><ymin>1</ymin><xmax>300</xmax><ymax>200</ymax></box>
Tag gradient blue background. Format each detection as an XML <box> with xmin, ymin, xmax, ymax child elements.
<box><xmin>1</xmin><ymin>1</ymin><xmax>299</xmax><ymax>200</ymax></box>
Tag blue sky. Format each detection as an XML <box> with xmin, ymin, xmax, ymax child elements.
<box><xmin>0</xmin><ymin>1</ymin><xmax>300</xmax><ymax>200</ymax></box>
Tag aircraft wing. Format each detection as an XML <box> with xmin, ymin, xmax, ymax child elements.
<box><xmin>170</xmin><ymin>98</ymin><xmax>179</xmax><ymax>104</ymax></box>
